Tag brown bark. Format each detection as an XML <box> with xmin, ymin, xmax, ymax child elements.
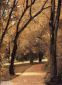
<box><xmin>9</xmin><ymin>34</ymin><xmax>18</xmax><ymax>75</ymax></box>
<box><xmin>49</xmin><ymin>0</ymin><xmax>61</xmax><ymax>81</ymax></box>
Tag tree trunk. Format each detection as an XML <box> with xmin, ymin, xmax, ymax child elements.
<box><xmin>30</xmin><ymin>55</ymin><xmax>33</xmax><ymax>64</ymax></box>
<box><xmin>49</xmin><ymin>0</ymin><xmax>61</xmax><ymax>81</ymax></box>
<box><xmin>9</xmin><ymin>38</ymin><xmax>17</xmax><ymax>75</ymax></box>
<box><xmin>50</xmin><ymin>31</ymin><xmax>57</xmax><ymax>79</ymax></box>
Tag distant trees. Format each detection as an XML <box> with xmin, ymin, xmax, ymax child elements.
<box><xmin>49</xmin><ymin>0</ymin><xmax>61</xmax><ymax>81</ymax></box>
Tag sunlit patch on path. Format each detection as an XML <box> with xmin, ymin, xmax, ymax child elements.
<box><xmin>16</xmin><ymin>72</ymin><xmax>46</xmax><ymax>76</ymax></box>
<box><xmin>0</xmin><ymin>81</ymin><xmax>14</xmax><ymax>85</ymax></box>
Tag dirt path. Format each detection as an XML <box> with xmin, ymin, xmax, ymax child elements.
<box><xmin>11</xmin><ymin>63</ymin><xmax>47</xmax><ymax>85</ymax></box>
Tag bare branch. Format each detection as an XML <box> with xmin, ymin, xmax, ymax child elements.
<box><xmin>18</xmin><ymin>0</ymin><xmax>49</xmax><ymax>35</ymax></box>
<box><xmin>29</xmin><ymin>0</ymin><xmax>32</xmax><ymax>18</ymax></box>
<box><xmin>26</xmin><ymin>0</ymin><xmax>35</xmax><ymax>7</ymax></box>
<box><xmin>16</xmin><ymin>0</ymin><xmax>35</xmax><ymax>30</ymax></box>
<box><xmin>55</xmin><ymin>0</ymin><xmax>61</xmax><ymax>32</ymax></box>
<box><xmin>32</xmin><ymin>0</ymin><xmax>48</xmax><ymax>18</ymax></box>
<box><xmin>43</xmin><ymin>5</ymin><xmax>51</xmax><ymax>10</ymax></box>
<box><xmin>16</xmin><ymin>8</ymin><xmax>27</xmax><ymax>31</ymax></box>
<box><xmin>26</xmin><ymin>0</ymin><xmax>29</xmax><ymax>8</ymax></box>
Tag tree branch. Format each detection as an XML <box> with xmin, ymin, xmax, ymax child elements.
<box><xmin>55</xmin><ymin>0</ymin><xmax>61</xmax><ymax>32</ymax></box>
<box><xmin>16</xmin><ymin>0</ymin><xmax>35</xmax><ymax>31</ymax></box>
<box><xmin>26</xmin><ymin>0</ymin><xmax>29</xmax><ymax>8</ymax></box>
<box><xmin>43</xmin><ymin>5</ymin><xmax>51</xmax><ymax>10</ymax></box>
<box><xmin>18</xmin><ymin>0</ymin><xmax>49</xmax><ymax>35</ymax></box>
<box><xmin>16</xmin><ymin>0</ymin><xmax>49</xmax><ymax>40</ymax></box>
<box><xmin>32</xmin><ymin>0</ymin><xmax>48</xmax><ymax>18</ymax></box>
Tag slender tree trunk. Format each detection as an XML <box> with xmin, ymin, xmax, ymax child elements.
<box><xmin>50</xmin><ymin>31</ymin><xmax>57</xmax><ymax>79</ymax></box>
<box><xmin>9</xmin><ymin>35</ymin><xmax>18</xmax><ymax>75</ymax></box>
<box><xmin>49</xmin><ymin>0</ymin><xmax>57</xmax><ymax>79</ymax></box>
